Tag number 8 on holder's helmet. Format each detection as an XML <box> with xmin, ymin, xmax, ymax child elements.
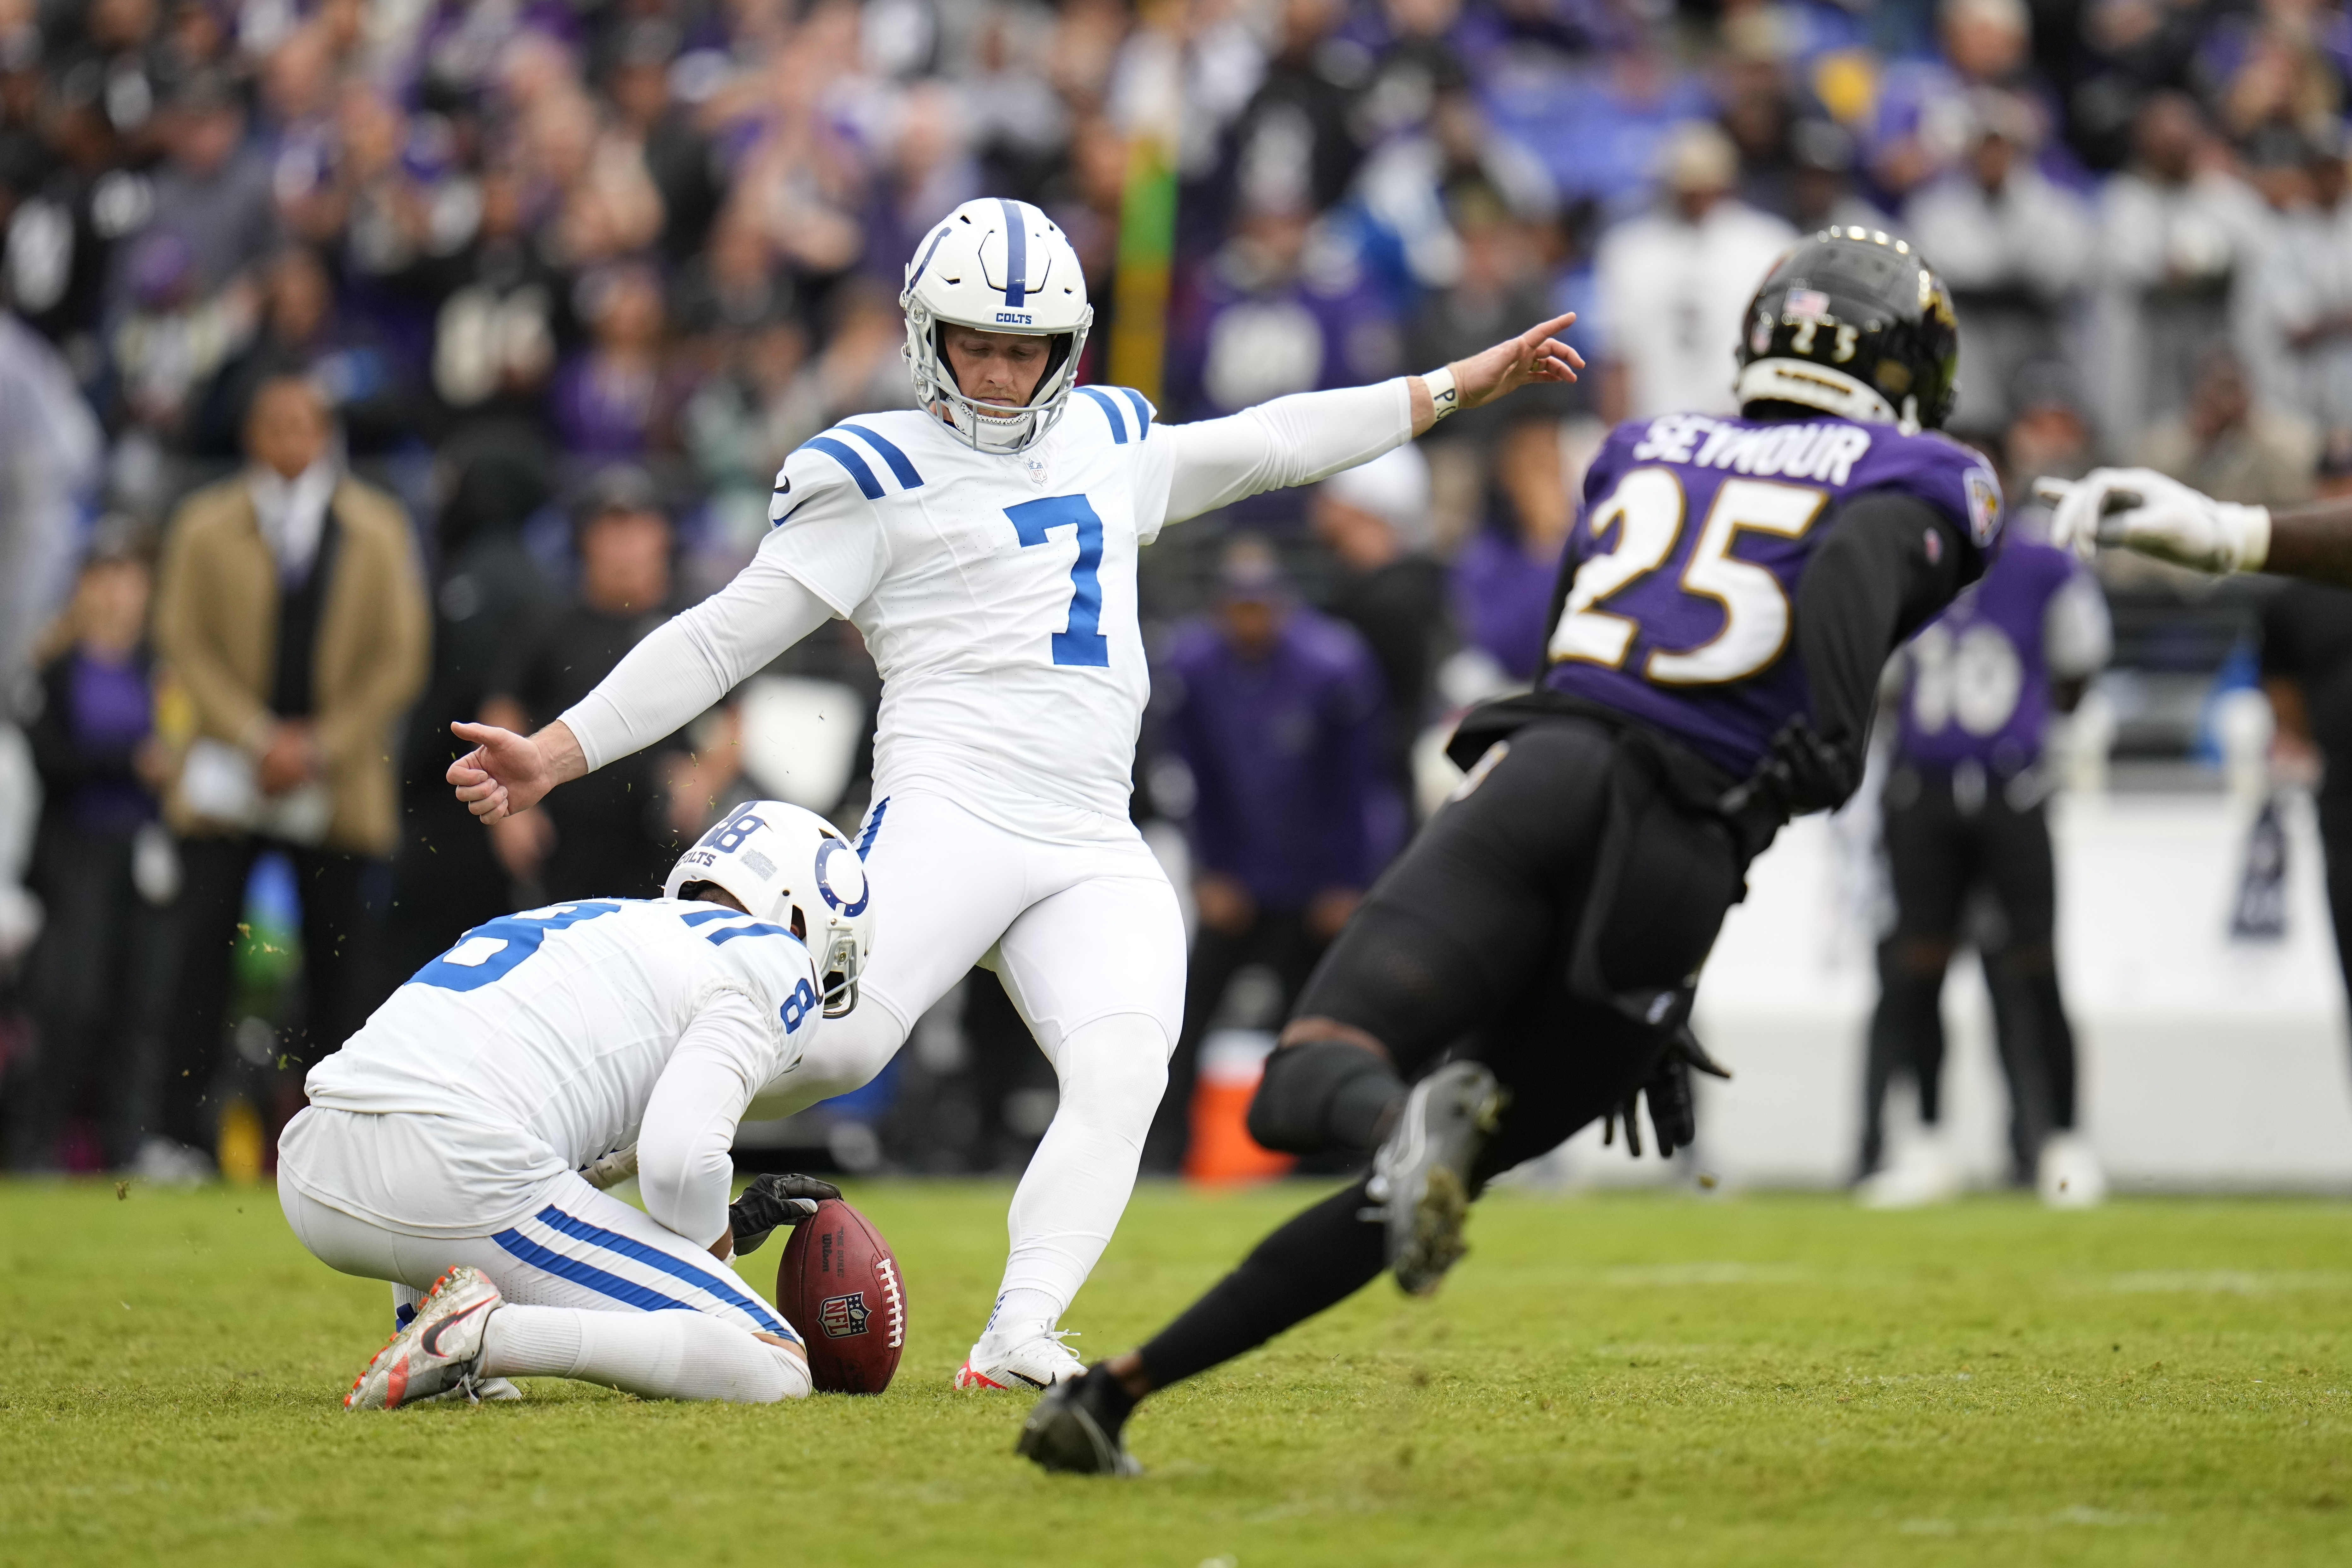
<box><xmin>901</xmin><ymin>197</ymin><xmax>1093</xmax><ymax>454</ymax></box>
<box><xmin>664</xmin><ymin>801</ymin><xmax>876</xmax><ymax>1018</ymax></box>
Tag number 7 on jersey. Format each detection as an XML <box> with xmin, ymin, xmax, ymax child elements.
<box><xmin>1007</xmin><ymin>494</ymin><xmax>1110</xmax><ymax>668</ymax></box>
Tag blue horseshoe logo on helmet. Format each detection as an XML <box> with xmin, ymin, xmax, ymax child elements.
<box><xmin>814</xmin><ymin>837</ymin><xmax>869</xmax><ymax>918</ymax></box>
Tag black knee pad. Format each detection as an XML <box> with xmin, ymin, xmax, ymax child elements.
<box><xmin>1246</xmin><ymin>1039</ymin><xmax>1406</xmax><ymax>1155</ymax></box>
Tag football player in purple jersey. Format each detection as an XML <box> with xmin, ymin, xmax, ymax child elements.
<box><xmin>1020</xmin><ymin>229</ymin><xmax>2002</xmax><ymax>1477</ymax></box>
<box><xmin>1859</xmin><ymin>528</ymin><xmax>2112</xmax><ymax>1210</ymax></box>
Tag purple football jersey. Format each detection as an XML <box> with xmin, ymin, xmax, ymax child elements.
<box><xmin>1894</xmin><ymin>537</ymin><xmax>2081</xmax><ymax>772</ymax></box>
<box><xmin>1542</xmin><ymin>413</ymin><xmax>2002</xmax><ymax>777</ymax></box>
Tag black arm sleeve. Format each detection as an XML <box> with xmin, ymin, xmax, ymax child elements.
<box><xmin>1793</xmin><ymin>491</ymin><xmax>1969</xmax><ymax>770</ymax></box>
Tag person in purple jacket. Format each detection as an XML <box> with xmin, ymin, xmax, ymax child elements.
<box><xmin>1144</xmin><ymin>540</ymin><xmax>1396</xmax><ymax>1174</ymax></box>
<box><xmin>1860</xmin><ymin>529</ymin><xmax>2111</xmax><ymax>1211</ymax></box>
<box><xmin>13</xmin><ymin>523</ymin><xmax>177</xmax><ymax>1172</ymax></box>
<box><xmin>1025</xmin><ymin>230</ymin><xmax>2004</xmax><ymax>1475</ymax></box>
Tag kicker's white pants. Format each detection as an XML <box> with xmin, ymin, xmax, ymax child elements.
<box><xmin>752</xmin><ymin>790</ymin><xmax>1186</xmax><ymax>1341</ymax></box>
<box><xmin>279</xmin><ymin>1161</ymin><xmax>808</xmax><ymax>1403</ymax></box>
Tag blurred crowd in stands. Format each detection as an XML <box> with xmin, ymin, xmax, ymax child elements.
<box><xmin>3</xmin><ymin>0</ymin><xmax>2351</xmax><ymax>1183</ymax></box>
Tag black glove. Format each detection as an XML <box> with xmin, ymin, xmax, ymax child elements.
<box><xmin>1723</xmin><ymin>716</ymin><xmax>1857</xmax><ymax>823</ymax></box>
<box><xmin>1601</xmin><ymin>1028</ymin><xmax>1732</xmax><ymax>1161</ymax></box>
<box><xmin>727</xmin><ymin>1173</ymin><xmax>843</xmax><ymax>1255</ymax></box>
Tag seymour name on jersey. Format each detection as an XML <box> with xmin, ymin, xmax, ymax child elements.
<box><xmin>1544</xmin><ymin>411</ymin><xmax>2001</xmax><ymax>779</ymax></box>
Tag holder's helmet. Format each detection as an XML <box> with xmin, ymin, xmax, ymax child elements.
<box><xmin>901</xmin><ymin>198</ymin><xmax>1093</xmax><ymax>454</ymax></box>
<box><xmin>1734</xmin><ymin>227</ymin><xmax>1960</xmax><ymax>432</ymax></box>
<box><xmin>664</xmin><ymin>801</ymin><xmax>875</xmax><ymax>1018</ymax></box>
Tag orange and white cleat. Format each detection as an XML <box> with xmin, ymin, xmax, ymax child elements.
<box><xmin>346</xmin><ymin>1266</ymin><xmax>503</xmax><ymax>1411</ymax></box>
<box><xmin>955</xmin><ymin>1329</ymin><xmax>1083</xmax><ymax>1391</ymax></box>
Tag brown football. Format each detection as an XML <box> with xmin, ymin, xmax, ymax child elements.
<box><xmin>777</xmin><ymin>1198</ymin><xmax>906</xmax><ymax>1394</ymax></box>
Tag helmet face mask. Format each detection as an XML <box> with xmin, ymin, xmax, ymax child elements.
<box><xmin>902</xmin><ymin>198</ymin><xmax>1094</xmax><ymax>455</ymax></box>
<box><xmin>815</xmin><ymin>926</ymin><xmax>863</xmax><ymax>1018</ymax></box>
<box><xmin>663</xmin><ymin>801</ymin><xmax>877</xmax><ymax>1019</ymax></box>
<box><xmin>1733</xmin><ymin>227</ymin><xmax>1960</xmax><ymax>433</ymax></box>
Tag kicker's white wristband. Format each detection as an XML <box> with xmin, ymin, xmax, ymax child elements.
<box><xmin>1422</xmin><ymin>365</ymin><xmax>1461</xmax><ymax>422</ymax></box>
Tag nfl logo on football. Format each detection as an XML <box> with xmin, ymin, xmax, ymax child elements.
<box><xmin>819</xmin><ymin>1291</ymin><xmax>871</xmax><ymax>1339</ymax></box>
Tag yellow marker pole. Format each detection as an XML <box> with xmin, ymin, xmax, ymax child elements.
<box><xmin>1107</xmin><ymin>3</ymin><xmax>1184</xmax><ymax>401</ymax></box>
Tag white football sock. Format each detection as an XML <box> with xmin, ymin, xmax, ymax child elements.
<box><xmin>480</xmin><ymin>1306</ymin><xmax>809</xmax><ymax>1403</ymax></box>
<box><xmin>982</xmin><ymin>1288</ymin><xmax>1062</xmax><ymax>1350</ymax></box>
<box><xmin>992</xmin><ymin>1012</ymin><xmax>1168</xmax><ymax>1338</ymax></box>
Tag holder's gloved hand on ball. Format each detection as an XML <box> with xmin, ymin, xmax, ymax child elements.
<box><xmin>2037</xmin><ymin>467</ymin><xmax>2270</xmax><ymax>575</ymax></box>
<box><xmin>727</xmin><ymin>1173</ymin><xmax>844</xmax><ymax>1255</ymax></box>
<box><xmin>1602</xmin><ymin>1027</ymin><xmax>1732</xmax><ymax>1160</ymax></box>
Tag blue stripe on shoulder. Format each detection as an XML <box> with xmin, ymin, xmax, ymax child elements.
<box><xmin>677</xmin><ymin>907</ymin><xmax>737</xmax><ymax>926</ymax></box>
<box><xmin>1114</xmin><ymin>386</ymin><xmax>1153</xmax><ymax>435</ymax></box>
<box><xmin>706</xmin><ymin>921</ymin><xmax>796</xmax><ymax>946</ymax></box>
<box><xmin>857</xmin><ymin>796</ymin><xmax>890</xmax><ymax>856</ymax></box>
<box><xmin>1076</xmin><ymin>386</ymin><xmax>1127</xmax><ymax>444</ymax></box>
<box><xmin>803</xmin><ymin>435</ymin><xmax>884</xmax><ymax>500</ymax></box>
<box><xmin>837</xmin><ymin>423</ymin><xmax>923</xmax><ymax>489</ymax></box>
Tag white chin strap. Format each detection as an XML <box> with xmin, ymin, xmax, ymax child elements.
<box><xmin>937</xmin><ymin>390</ymin><xmax>1039</xmax><ymax>454</ymax></box>
<box><xmin>1735</xmin><ymin>359</ymin><xmax>1914</xmax><ymax>431</ymax></box>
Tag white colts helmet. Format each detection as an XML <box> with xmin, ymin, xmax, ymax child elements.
<box><xmin>664</xmin><ymin>800</ymin><xmax>876</xmax><ymax>1017</ymax></box>
<box><xmin>901</xmin><ymin>197</ymin><xmax>1093</xmax><ymax>454</ymax></box>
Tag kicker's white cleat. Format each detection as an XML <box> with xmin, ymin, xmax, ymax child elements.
<box><xmin>2037</xmin><ymin>1132</ymin><xmax>2108</xmax><ymax>1209</ymax></box>
<box><xmin>955</xmin><ymin>1329</ymin><xmax>1084</xmax><ymax>1391</ymax></box>
<box><xmin>346</xmin><ymin>1266</ymin><xmax>503</xmax><ymax>1411</ymax></box>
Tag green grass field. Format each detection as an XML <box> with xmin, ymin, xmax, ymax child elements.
<box><xmin>2</xmin><ymin>1179</ymin><xmax>2348</xmax><ymax>1567</ymax></box>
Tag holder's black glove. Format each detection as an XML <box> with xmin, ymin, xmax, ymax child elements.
<box><xmin>727</xmin><ymin>1173</ymin><xmax>843</xmax><ymax>1255</ymax></box>
<box><xmin>1601</xmin><ymin>1028</ymin><xmax>1732</xmax><ymax>1160</ymax></box>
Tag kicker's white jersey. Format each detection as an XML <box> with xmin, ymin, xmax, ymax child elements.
<box><xmin>284</xmin><ymin>899</ymin><xmax>820</xmax><ymax>1231</ymax></box>
<box><xmin>760</xmin><ymin>389</ymin><xmax>1180</xmax><ymax>837</ymax></box>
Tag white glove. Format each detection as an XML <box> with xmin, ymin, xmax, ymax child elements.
<box><xmin>2034</xmin><ymin>467</ymin><xmax>2270</xmax><ymax>574</ymax></box>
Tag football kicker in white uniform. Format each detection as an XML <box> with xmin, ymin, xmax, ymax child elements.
<box><xmin>448</xmin><ymin>197</ymin><xmax>1583</xmax><ymax>1390</ymax></box>
<box><xmin>277</xmin><ymin>802</ymin><xmax>873</xmax><ymax>1409</ymax></box>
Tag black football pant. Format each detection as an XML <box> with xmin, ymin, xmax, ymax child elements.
<box><xmin>10</xmin><ymin>825</ymin><xmax>177</xmax><ymax>1169</ymax></box>
<box><xmin>1861</xmin><ymin>763</ymin><xmax>2077</xmax><ymax>1183</ymax></box>
<box><xmin>1134</xmin><ymin>719</ymin><xmax>1747</xmax><ymax>1391</ymax></box>
<box><xmin>159</xmin><ymin>836</ymin><xmax>390</xmax><ymax>1154</ymax></box>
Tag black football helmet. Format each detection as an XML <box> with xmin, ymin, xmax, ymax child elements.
<box><xmin>1733</xmin><ymin>227</ymin><xmax>1959</xmax><ymax>430</ymax></box>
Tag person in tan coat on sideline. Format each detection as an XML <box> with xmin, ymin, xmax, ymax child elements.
<box><xmin>150</xmin><ymin>375</ymin><xmax>428</xmax><ymax>1171</ymax></box>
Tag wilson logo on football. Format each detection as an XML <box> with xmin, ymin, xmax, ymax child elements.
<box><xmin>819</xmin><ymin>1291</ymin><xmax>871</xmax><ymax>1338</ymax></box>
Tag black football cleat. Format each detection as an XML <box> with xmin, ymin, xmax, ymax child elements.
<box><xmin>1375</xmin><ymin>1060</ymin><xmax>1504</xmax><ymax>1296</ymax></box>
<box><xmin>1015</xmin><ymin>1366</ymin><xmax>1141</xmax><ymax>1477</ymax></box>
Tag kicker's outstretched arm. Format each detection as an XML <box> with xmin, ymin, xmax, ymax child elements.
<box><xmin>1155</xmin><ymin>312</ymin><xmax>1582</xmax><ymax>526</ymax></box>
<box><xmin>448</xmin><ymin>558</ymin><xmax>834</xmax><ymax>824</ymax></box>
